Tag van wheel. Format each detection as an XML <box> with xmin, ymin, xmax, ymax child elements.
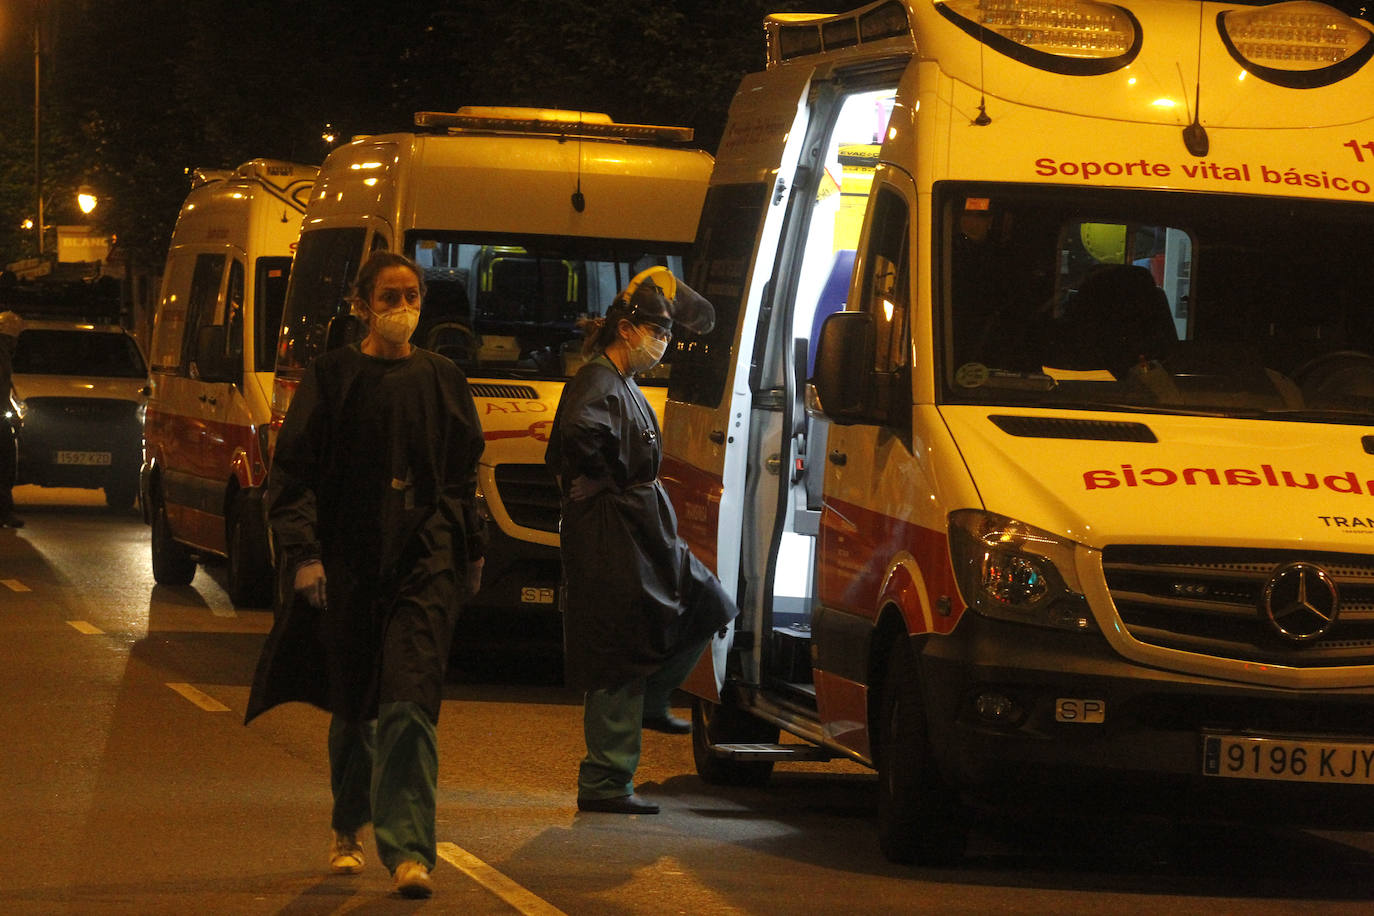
<box><xmin>691</xmin><ymin>696</ymin><xmax>778</xmax><ymax>787</ymax></box>
<box><xmin>105</xmin><ymin>475</ymin><xmax>137</xmax><ymax>513</ymax></box>
<box><xmin>226</xmin><ymin>494</ymin><xmax>273</xmax><ymax>607</ymax></box>
<box><xmin>876</xmin><ymin>637</ymin><xmax>968</xmax><ymax>866</ymax></box>
<box><xmin>150</xmin><ymin>488</ymin><xmax>196</xmax><ymax>586</ymax></box>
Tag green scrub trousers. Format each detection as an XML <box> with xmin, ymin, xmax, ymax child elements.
<box><xmin>578</xmin><ymin>636</ymin><xmax>709</xmax><ymax>801</ymax></box>
<box><xmin>328</xmin><ymin>701</ymin><xmax>438</xmax><ymax>871</ymax></box>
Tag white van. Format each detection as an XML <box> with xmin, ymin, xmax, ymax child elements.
<box><xmin>143</xmin><ymin>159</ymin><xmax>317</xmax><ymax>604</ymax></box>
<box><xmin>666</xmin><ymin>0</ymin><xmax>1374</xmax><ymax>863</ymax></box>
<box><xmin>273</xmin><ymin>107</ymin><xmax>711</xmax><ymax>635</ymax></box>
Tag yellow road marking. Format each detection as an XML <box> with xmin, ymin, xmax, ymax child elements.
<box><xmin>66</xmin><ymin>620</ymin><xmax>103</xmax><ymax>634</ymax></box>
<box><xmin>166</xmin><ymin>682</ymin><xmax>230</xmax><ymax>712</ymax></box>
<box><xmin>436</xmin><ymin>841</ymin><xmax>568</xmax><ymax>916</ymax></box>
<box><xmin>2</xmin><ymin>579</ymin><xmax>30</xmax><ymax>592</ymax></box>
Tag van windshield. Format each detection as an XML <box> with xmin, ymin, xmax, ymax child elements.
<box><xmin>939</xmin><ymin>184</ymin><xmax>1374</xmax><ymax>423</ymax></box>
<box><xmin>408</xmin><ymin>233</ymin><xmax>688</xmax><ymax>383</ymax></box>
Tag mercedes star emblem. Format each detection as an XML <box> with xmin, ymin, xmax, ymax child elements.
<box><xmin>1261</xmin><ymin>562</ymin><xmax>1339</xmax><ymax>644</ymax></box>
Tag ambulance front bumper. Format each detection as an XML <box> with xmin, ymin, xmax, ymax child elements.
<box><xmin>918</xmin><ymin>613</ymin><xmax>1374</xmax><ymax>827</ymax></box>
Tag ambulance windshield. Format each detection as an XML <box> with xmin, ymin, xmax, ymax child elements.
<box><xmin>941</xmin><ymin>184</ymin><xmax>1374</xmax><ymax>422</ymax></box>
<box><xmin>408</xmin><ymin>233</ymin><xmax>688</xmax><ymax>383</ymax></box>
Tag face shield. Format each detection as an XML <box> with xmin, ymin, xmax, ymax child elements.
<box><xmin>618</xmin><ymin>266</ymin><xmax>715</xmax><ymax>336</ymax></box>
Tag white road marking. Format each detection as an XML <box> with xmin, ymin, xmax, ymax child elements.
<box><xmin>66</xmin><ymin>620</ymin><xmax>103</xmax><ymax>634</ymax></box>
<box><xmin>166</xmin><ymin>682</ymin><xmax>230</xmax><ymax>712</ymax></box>
<box><xmin>2</xmin><ymin>578</ymin><xmax>30</xmax><ymax>592</ymax></box>
<box><xmin>436</xmin><ymin>840</ymin><xmax>568</xmax><ymax>916</ymax></box>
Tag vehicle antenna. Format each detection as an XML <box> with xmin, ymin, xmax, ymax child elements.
<box><xmin>572</xmin><ymin>115</ymin><xmax>587</xmax><ymax>212</ymax></box>
<box><xmin>973</xmin><ymin>19</ymin><xmax>991</xmax><ymax>125</ymax></box>
<box><xmin>1182</xmin><ymin>0</ymin><xmax>1209</xmax><ymax>156</ymax></box>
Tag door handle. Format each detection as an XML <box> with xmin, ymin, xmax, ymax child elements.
<box><xmin>829</xmin><ymin>449</ymin><xmax>847</xmax><ymax>466</ymax></box>
<box><xmin>709</xmin><ymin>429</ymin><xmax>725</xmax><ymax>444</ymax></box>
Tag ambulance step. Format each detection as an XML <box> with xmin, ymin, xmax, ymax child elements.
<box><xmin>710</xmin><ymin>742</ymin><xmax>836</xmax><ymax>762</ymax></box>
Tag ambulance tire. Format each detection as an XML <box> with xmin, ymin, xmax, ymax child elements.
<box><xmin>150</xmin><ymin>488</ymin><xmax>196</xmax><ymax>586</ymax></box>
<box><xmin>104</xmin><ymin>475</ymin><xmax>137</xmax><ymax>513</ymax></box>
<box><xmin>226</xmin><ymin>494</ymin><xmax>273</xmax><ymax>608</ymax></box>
<box><xmin>876</xmin><ymin>637</ymin><xmax>968</xmax><ymax>866</ymax></box>
<box><xmin>691</xmin><ymin>696</ymin><xmax>778</xmax><ymax>787</ymax></box>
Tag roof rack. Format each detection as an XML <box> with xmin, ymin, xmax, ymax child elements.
<box><xmin>414</xmin><ymin>106</ymin><xmax>694</xmax><ymax>143</ymax></box>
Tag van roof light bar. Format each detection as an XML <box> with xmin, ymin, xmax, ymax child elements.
<box><xmin>1217</xmin><ymin>1</ymin><xmax>1374</xmax><ymax>89</ymax></box>
<box><xmin>938</xmin><ymin>0</ymin><xmax>1141</xmax><ymax>75</ymax></box>
<box><xmin>766</xmin><ymin>0</ymin><xmax>913</xmax><ymax>66</ymax></box>
<box><xmin>188</xmin><ymin>167</ymin><xmax>234</xmax><ymax>189</ymax></box>
<box><xmin>413</xmin><ymin>108</ymin><xmax>695</xmax><ymax>143</ymax></box>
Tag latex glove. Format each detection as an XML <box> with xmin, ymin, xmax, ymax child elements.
<box><xmin>466</xmin><ymin>556</ymin><xmax>485</xmax><ymax>600</ymax></box>
<box><xmin>569</xmin><ymin>475</ymin><xmax>612</xmax><ymax>502</ymax></box>
<box><xmin>0</xmin><ymin>311</ymin><xmax>21</xmax><ymax>338</ymax></box>
<box><xmin>293</xmin><ymin>560</ymin><xmax>327</xmax><ymax>609</ymax></box>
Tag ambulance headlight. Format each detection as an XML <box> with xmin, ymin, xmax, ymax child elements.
<box><xmin>1218</xmin><ymin>1</ymin><xmax>1374</xmax><ymax>89</ymax></box>
<box><xmin>938</xmin><ymin>0</ymin><xmax>1140</xmax><ymax>75</ymax></box>
<box><xmin>949</xmin><ymin>509</ymin><xmax>1096</xmax><ymax>632</ymax></box>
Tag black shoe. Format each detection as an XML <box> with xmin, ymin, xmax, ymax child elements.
<box><xmin>577</xmin><ymin>793</ymin><xmax>660</xmax><ymax>814</ymax></box>
<box><xmin>0</xmin><ymin>512</ymin><xmax>23</xmax><ymax>529</ymax></box>
<box><xmin>643</xmin><ymin>714</ymin><xmax>691</xmax><ymax>735</ymax></box>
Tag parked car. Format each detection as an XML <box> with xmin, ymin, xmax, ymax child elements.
<box><xmin>9</xmin><ymin>319</ymin><xmax>147</xmax><ymax>510</ymax></box>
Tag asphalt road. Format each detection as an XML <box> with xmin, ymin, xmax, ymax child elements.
<box><xmin>3</xmin><ymin>486</ymin><xmax>1374</xmax><ymax>915</ymax></box>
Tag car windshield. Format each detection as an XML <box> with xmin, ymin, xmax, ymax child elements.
<box><xmin>940</xmin><ymin>183</ymin><xmax>1374</xmax><ymax>422</ymax></box>
<box><xmin>408</xmin><ymin>232</ymin><xmax>688</xmax><ymax>383</ymax></box>
<box><xmin>13</xmin><ymin>329</ymin><xmax>147</xmax><ymax>378</ymax></box>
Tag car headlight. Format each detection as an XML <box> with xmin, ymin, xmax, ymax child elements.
<box><xmin>949</xmin><ymin>509</ymin><xmax>1096</xmax><ymax>633</ymax></box>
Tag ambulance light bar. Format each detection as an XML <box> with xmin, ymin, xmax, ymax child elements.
<box><xmin>765</xmin><ymin>0</ymin><xmax>913</xmax><ymax>66</ymax></box>
<box><xmin>938</xmin><ymin>0</ymin><xmax>1140</xmax><ymax>74</ymax></box>
<box><xmin>1218</xmin><ymin>1</ymin><xmax>1374</xmax><ymax>88</ymax></box>
<box><xmin>414</xmin><ymin>108</ymin><xmax>694</xmax><ymax>143</ymax></box>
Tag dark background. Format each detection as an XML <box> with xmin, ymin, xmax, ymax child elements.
<box><xmin>0</xmin><ymin>0</ymin><xmax>854</xmax><ymax>273</ymax></box>
<box><xmin>2</xmin><ymin>1</ymin><xmax>1371</xmax><ymax>275</ymax></box>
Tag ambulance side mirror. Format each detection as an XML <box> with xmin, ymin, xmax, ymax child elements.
<box><xmin>812</xmin><ymin>311</ymin><xmax>879</xmax><ymax>426</ymax></box>
<box><xmin>194</xmin><ymin>325</ymin><xmax>239</xmax><ymax>384</ymax></box>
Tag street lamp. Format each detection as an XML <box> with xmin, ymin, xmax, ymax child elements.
<box><xmin>77</xmin><ymin>187</ymin><xmax>98</xmax><ymax>215</ymax></box>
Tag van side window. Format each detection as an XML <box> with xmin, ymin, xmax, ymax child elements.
<box><xmin>858</xmin><ymin>188</ymin><xmax>911</xmax><ymax>373</ymax></box>
<box><xmin>276</xmin><ymin>227</ymin><xmax>367</xmax><ymax>373</ymax></box>
<box><xmin>669</xmin><ymin>183</ymin><xmax>770</xmax><ymax>407</ymax></box>
<box><xmin>182</xmin><ymin>253</ymin><xmax>226</xmax><ymax>373</ymax></box>
<box><xmin>226</xmin><ymin>259</ymin><xmax>245</xmax><ymax>362</ymax></box>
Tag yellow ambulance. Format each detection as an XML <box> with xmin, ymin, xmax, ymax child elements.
<box><xmin>273</xmin><ymin>107</ymin><xmax>711</xmax><ymax>634</ymax></box>
<box><xmin>665</xmin><ymin>0</ymin><xmax>1374</xmax><ymax>862</ymax></box>
<box><xmin>143</xmin><ymin>160</ymin><xmax>317</xmax><ymax>605</ymax></box>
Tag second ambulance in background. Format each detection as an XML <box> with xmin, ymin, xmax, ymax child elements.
<box><xmin>142</xmin><ymin>159</ymin><xmax>317</xmax><ymax>605</ymax></box>
<box><xmin>273</xmin><ymin>107</ymin><xmax>712</xmax><ymax>635</ymax></box>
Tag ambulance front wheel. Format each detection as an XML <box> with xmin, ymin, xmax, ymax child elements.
<box><xmin>691</xmin><ymin>696</ymin><xmax>778</xmax><ymax>787</ymax></box>
<box><xmin>876</xmin><ymin>636</ymin><xmax>968</xmax><ymax>866</ymax></box>
<box><xmin>150</xmin><ymin>486</ymin><xmax>196</xmax><ymax>586</ymax></box>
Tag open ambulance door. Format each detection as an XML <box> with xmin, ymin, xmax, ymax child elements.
<box><xmin>664</xmin><ymin>57</ymin><xmax>905</xmax><ymax>710</ymax></box>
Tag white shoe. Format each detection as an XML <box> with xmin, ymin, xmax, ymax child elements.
<box><xmin>392</xmin><ymin>860</ymin><xmax>434</xmax><ymax>898</ymax></box>
<box><xmin>329</xmin><ymin>830</ymin><xmax>365</xmax><ymax>874</ymax></box>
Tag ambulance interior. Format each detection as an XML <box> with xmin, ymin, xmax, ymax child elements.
<box><xmin>409</xmin><ymin>235</ymin><xmax>688</xmax><ymax>385</ymax></box>
<box><xmin>750</xmin><ymin>86</ymin><xmax>898</xmax><ymax>692</ymax></box>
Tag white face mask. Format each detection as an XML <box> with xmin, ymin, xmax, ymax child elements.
<box><xmin>626</xmin><ymin>327</ymin><xmax>668</xmax><ymax>374</ymax></box>
<box><xmin>369</xmin><ymin>306</ymin><xmax>419</xmax><ymax>346</ymax></box>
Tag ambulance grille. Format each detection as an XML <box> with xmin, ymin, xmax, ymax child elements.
<box><xmin>492</xmin><ymin>463</ymin><xmax>561</xmax><ymax>533</ymax></box>
<box><xmin>471</xmin><ymin>383</ymin><xmax>539</xmax><ymax>400</ymax></box>
<box><xmin>1102</xmin><ymin>546</ymin><xmax>1374</xmax><ymax>667</ymax></box>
